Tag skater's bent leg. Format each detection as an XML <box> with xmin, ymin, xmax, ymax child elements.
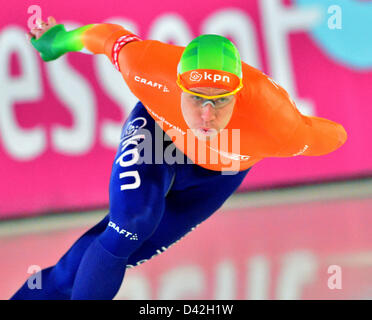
<box><xmin>51</xmin><ymin>215</ymin><xmax>110</xmax><ymax>294</ymax></box>
<box><xmin>70</xmin><ymin>174</ymin><xmax>169</xmax><ymax>300</ymax></box>
<box><xmin>70</xmin><ymin>105</ymin><xmax>174</xmax><ymax>300</ymax></box>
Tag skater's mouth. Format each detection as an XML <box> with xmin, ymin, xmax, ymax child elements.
<box><xmin>197</xmin><ymin>127</ymin><xmax>217</xmax><ymax>136</ymax></box>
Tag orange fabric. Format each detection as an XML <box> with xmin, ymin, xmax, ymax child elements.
<box><xmin>82</xmin><ymin>24</ymin><xmax>348</xmax><ymax>172</ymax></box>
<box><xmin>82</xmin><ymin>24</ymin><xmax>132</xmax><ymax>61</ymax></box>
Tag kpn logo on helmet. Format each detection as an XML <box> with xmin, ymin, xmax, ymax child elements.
<box><xmin>180</xmin><ymin>69</ymin><xmax>240</xmax><ymax>92</ymax></box>
<box><xmin>189</xmin><ymin>70</ymin><xmax>231</xmax><ymax>84</ymax></box>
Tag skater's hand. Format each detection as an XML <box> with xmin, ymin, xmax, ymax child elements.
<box><xmin>27</xmin><ymin>16</ymin><xmax>57</xmax><ymax>40</ymax></box>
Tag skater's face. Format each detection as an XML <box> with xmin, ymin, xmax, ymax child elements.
<box><xmin>181</xmin><ymin>87</ymin><xmax>236</xmax><ymax>141</ymax></box>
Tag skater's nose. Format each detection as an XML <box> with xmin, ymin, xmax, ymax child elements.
<box><xmin>200</xmin><ymin>103</ymin><xmax>216</xmax><ymax>122</ymax></box>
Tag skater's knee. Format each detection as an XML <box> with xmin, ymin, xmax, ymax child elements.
<box><xmin>100</xmin><ymin>206</ymin><xmax>162</xmax><ymax>257</ymax></box>
<box><xmin>98</xmin><ymin>223</ymin><xmax>144</xmax><ymax>257</ymax></box>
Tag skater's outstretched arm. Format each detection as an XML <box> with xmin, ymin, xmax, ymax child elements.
<box><xmin>27</xmin><ymin>16</ymin><xmax>137</xmax><ymax>63</ymax></box>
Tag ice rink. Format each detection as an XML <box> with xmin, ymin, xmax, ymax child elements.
<box><xmin>1</xmin><ymin>178</ymin><xmax>372</xmax><ymax>300</ymax></box>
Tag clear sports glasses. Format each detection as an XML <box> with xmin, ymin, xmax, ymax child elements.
<box><xmin>186</xmin><ymin>94</ymin><xmax>235</xmax><ymax>109</ymax></box>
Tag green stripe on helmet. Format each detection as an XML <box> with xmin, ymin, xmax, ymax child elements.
<box><xmin>178</xmin><ymin>34</ymin><xmax>242</xmax><ymax>78</ymax></box>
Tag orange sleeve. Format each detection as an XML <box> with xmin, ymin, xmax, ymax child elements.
<box><xmin>82</xmin><ymin>24</ymin><xmax>186</xmax><ymax>121</ymax></box>
<box><xmin>261</xmin><ymin>77</ymin><xmax>348</xmax><ymax>157</ymax></box>
<box><xmin>81</xmin><ymin>23</ymin><xmax>133</xmax><ymax>63</ymax></box>
<box><xmin>279</xmin><ymin>115</ymin><xmax>348</xmax><ymax>157</ymax></box>
<box><xmin>248</xmin><ymin>73</ymin><xmax>347</xmax><ymax>157</ymax></box>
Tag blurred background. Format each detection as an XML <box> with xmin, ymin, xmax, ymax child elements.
<box><xmin>1</xmin><ymin>0</ymin><xmax>371</xmax><ymax>299</ymax></box>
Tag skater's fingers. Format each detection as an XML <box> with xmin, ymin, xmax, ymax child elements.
<box><xmin>30</xmin><ymin>16</ymin><xmax>57</xmax><ymax>40</ymax></box>
<box><xmin>35</xmin><ymin>17</ymin><xmax>45</xmax><ymax>27</ymax></box>
<box><xmin>47</xmin><ymin>16</ymin><xmax>57</xmax><ymax>26</ymax></box>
